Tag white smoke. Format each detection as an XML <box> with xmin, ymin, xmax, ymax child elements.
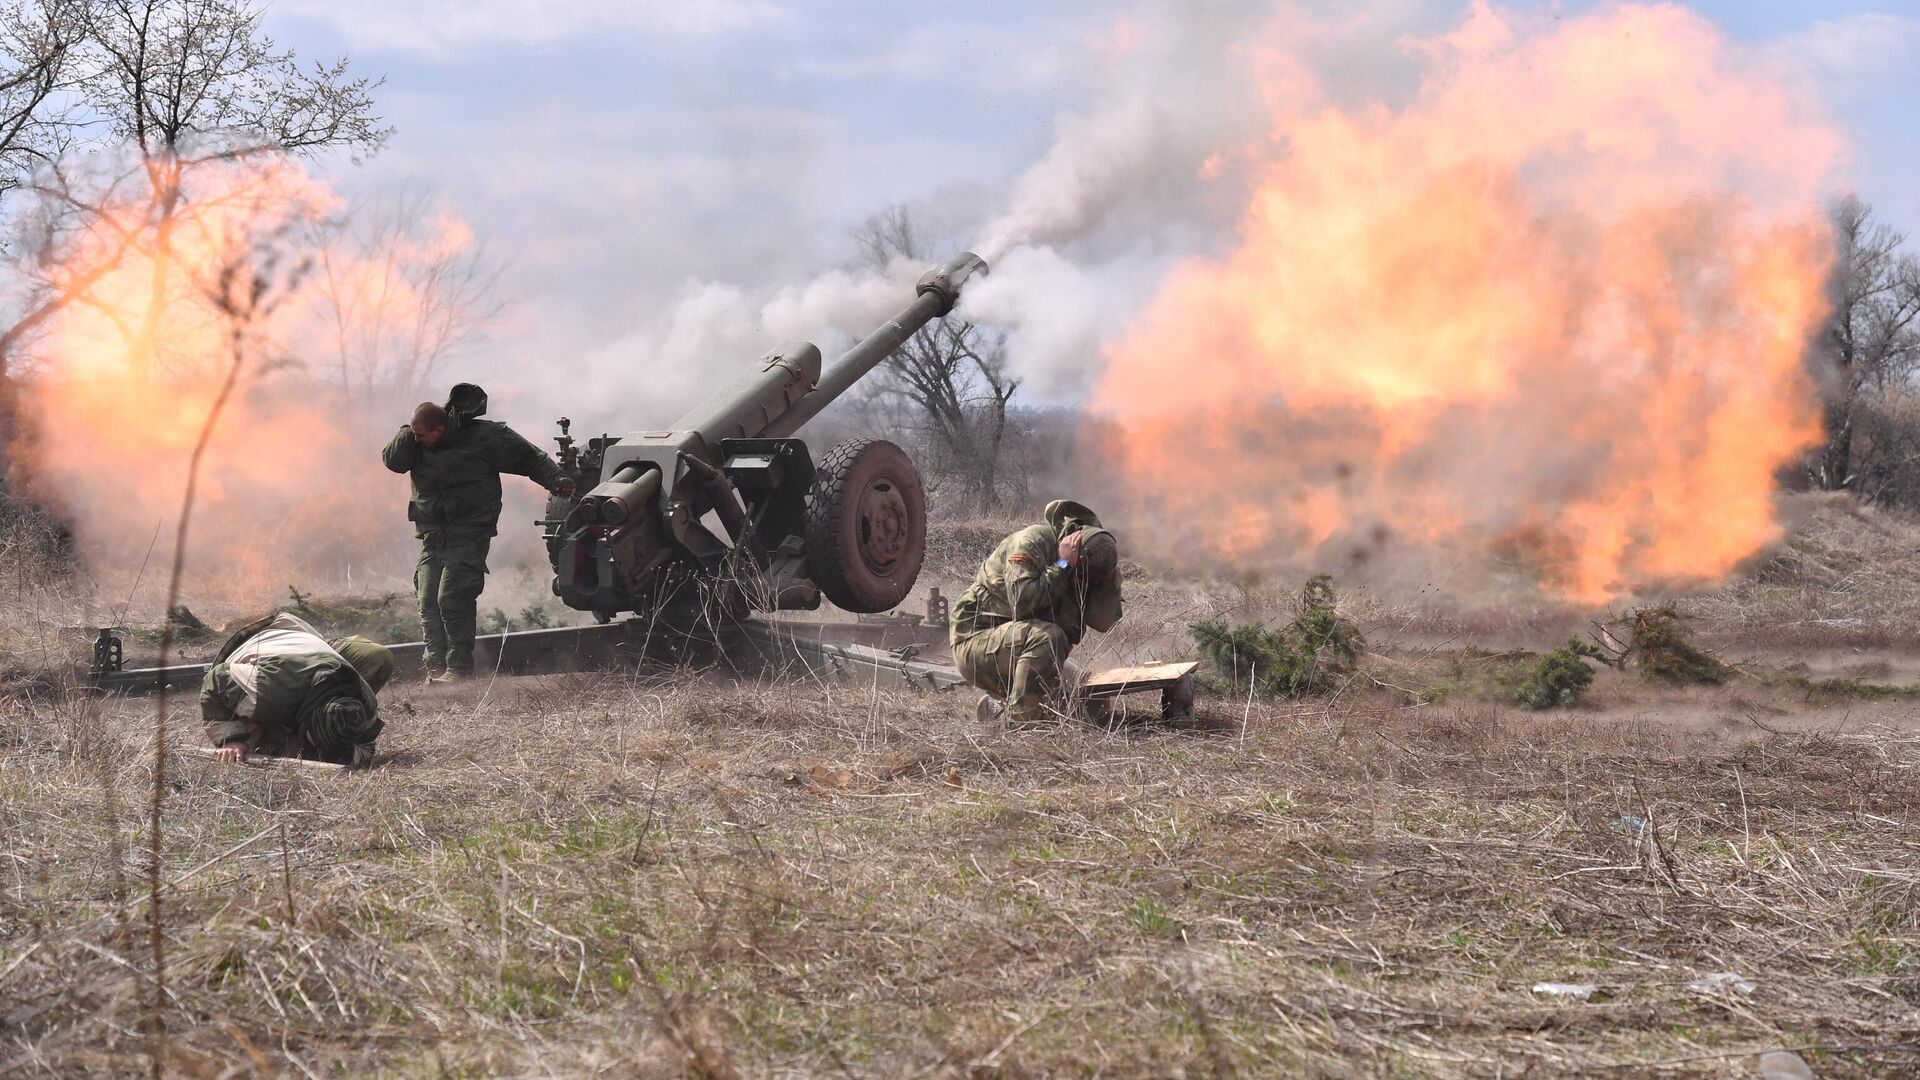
<box><xmin>565</xmin><ymin>1</ymin><xmax>1281</xmax><ymax>418</ymax></box>
<box><xmin>971</xmin><ymin>7</ymin><xmax>1267</xmax><ymax>264</ymax></box>
<box><xmin>958</xmin><ymin>246</ymin><xmax>1176</xmax><ymax>398</ymax></box>
<box><xmin>553</xmin><ymin>0</ymin><xmax>1671</xmax><ymax>424</ymax></box>
<box><xmin>570</xmin><ymin>260</ymin><xmax>925</xmax><ymax>433</ymax></box>
<box><xmin>959</xmin><ymin>1</ymin><xmax>1280</xmax><ymax>397</ymax></box>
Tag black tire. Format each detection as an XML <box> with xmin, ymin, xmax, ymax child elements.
<box><xmin>804</xmin><ymin>439</ymin><xmax>926</xmax><ymax>613</ymax></box>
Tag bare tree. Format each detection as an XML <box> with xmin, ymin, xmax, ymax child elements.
<box><xmin>0</xmin><ymin>0</ymin><xmax>387</xmax><ymax>382</ymax></box>
<box><xmin>310</xmin><ymin>188</ymin><xmax>502</xmax><ymax>402</ymax></box>
<box><xmin>853</xmin><ymin>205</ymin><xmax>1021</xmax><ymax>510</ymax></box>
<box><xmin>1812</xmin><ymin>195</ymin><xmax>1920</xmax><ymax>491</ymax></box>
<box><xmin>0</xmin><ymin>0</ymin><xmax>88</xmax><ymax>444</ymax></box>
<box><xmin>0</xmin><ymin>0</ymin><xmax>86</xmax><ymax>201</ymax></box>
<box><xmin>1850</xmin><ymin>387</ymin><xmax>1920</xmax><ymax>507</ymax></box>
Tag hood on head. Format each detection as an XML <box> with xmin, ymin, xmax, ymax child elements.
<box><xmin>306</xmin><ymin>698</ymin><xmax>383</xmax><ymax>754</ymax></box>
<box><xmin>446</xmin><ymin>383</ymin><xmax>489</xmax><ymax>423</ymax></box>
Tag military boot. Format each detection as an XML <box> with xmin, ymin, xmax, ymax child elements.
<box><xmin>975</xmin><ymin>693</ymin><xmax>1004</xmax><ymax>725</ymax></box>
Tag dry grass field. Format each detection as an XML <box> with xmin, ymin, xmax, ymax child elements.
<box><xmin>4</xmin><ymin>496</ymin><xmax>1920</xmax><ymax>1078</ymax></box>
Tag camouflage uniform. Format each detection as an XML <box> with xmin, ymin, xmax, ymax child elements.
<box><xmin>200</xmin><ymin>612</ymin><xmax>390</xmax><ymax>766</ymax></box>
<box><xmin>950</xmin><ymin>500</ymin><xmax>1123</xmax><ymax>724</ymax></box>
<box><xmin>381</xmin><ymin>388</ymin><xmax>567</xmax><ymax>674</ymax></box>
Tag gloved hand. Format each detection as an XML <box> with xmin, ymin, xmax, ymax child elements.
<box><xmin>555</xmin><ymin>476</ymin><xmax>578</xmax><ymax>497</ymax></box>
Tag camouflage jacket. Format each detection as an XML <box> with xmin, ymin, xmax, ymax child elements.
<box><xmin>382</xmin><ymin>417</ymin><xmax>567</xmax><ymax>538</ymax></box>
<box><xmin>950</xmin><ymin>499</ymin><xmax>1123</xmax><ymax>648</ymax></box>
<box><xmin>200</xmin><ymin>613</ymin><xmax>381</xmax><ymax>764</ymax></box>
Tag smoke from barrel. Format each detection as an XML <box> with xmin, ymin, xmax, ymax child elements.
<box><xmin>764</xmin><ymin>252</ymin><xmax>987</xmax><ymax>438</ymax></box>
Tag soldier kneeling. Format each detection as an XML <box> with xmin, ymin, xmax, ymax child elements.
<box><xmin>950</xmin><ymin>500</ymin><xmax>1123</xmax><ymax>727</ymax></box>
<box><xmin>201</xmin><ymin>612</ymin><xmax>395</xmax><ymax>767</ymax></box>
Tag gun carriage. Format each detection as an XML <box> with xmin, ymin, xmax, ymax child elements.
<box><xmin>539</xmin><ymin>253</ymin><xmax>988</xmax><ymax>624</ymax></box>
<box><xmin>85</xmin><ymin>254</ymin><xmax>1002</xmax><ymax>695</ymax></box>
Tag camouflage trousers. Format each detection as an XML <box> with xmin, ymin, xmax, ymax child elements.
<box><xmin>416</xmin><ymin>533</ymin><xmax>491</xmax><ymax>674</ymax></box>
<box><xmin>952</xmin><ymin>619</ymin><xmax>1073</xmax><ymax>725</ymax></box>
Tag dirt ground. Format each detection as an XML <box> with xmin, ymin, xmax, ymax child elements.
<box><xmin>3</xmin><ymin>496</ymin><xmax>1920</xmax><ymax>1077</ymax></box>
<box><xmin>4</xmin><ymin>669</ymin><xmax>1919</xmax><ymax>1078</ymax></box>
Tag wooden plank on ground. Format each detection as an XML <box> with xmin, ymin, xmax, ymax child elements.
<box><xmin>1083</xmin><ymin>660</ymin><xmax>1200</xmax><ymax>698</ymax></box>
<box><xmin>187</xmin><ymin>746</ymin><xmax>347</xmax><ymax>774</ymax></box>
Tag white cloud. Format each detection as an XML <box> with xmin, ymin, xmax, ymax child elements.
<box><xmin>273</xmin><ymin>0</ymin><xmax>789</xmax><ymax>54</ymax></box>
<box><xmin>1767</xmin><ymin>12</ymin><xmax>1920</xmax><ymax>98</ymax></box>
<box><xmin>788</xmin><ymin>18</ymin><xmax>1084</xmax><ymax>93</ymax></box>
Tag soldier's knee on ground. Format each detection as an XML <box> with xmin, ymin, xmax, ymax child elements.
<box><xmin>956</xmin><ymin>620</ymin><xmax>1074</xmax><ymax>726</ymax></box>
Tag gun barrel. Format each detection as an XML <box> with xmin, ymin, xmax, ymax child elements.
<box><xmin>670</xmin><ymin>343</ymin><xmax>823</xmax><ymax>443</ymax></box>
<box><xmin>582</xmin><ymin>466</ymin><xmax>663</xmax><ymax>525</ymax></box>
<box><xmin>763</xmin><ymin>252</ymin><xmax>988</xmax><ymax>439</ymax></box>
<box><xmin>547</xmin><ymin>253</ymin><xmax>987</xmax><ymax>618</ymax></box>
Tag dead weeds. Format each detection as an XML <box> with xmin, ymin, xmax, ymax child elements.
<box><xmin>3</xmin><ymin>668</ymin><xmax>1919</xmax><ymax>1077</ymax></box>
<box><xmin>4</xmin><ymin>498</ymin><xmax>1920</xmax><ymax>1075</ymax></box>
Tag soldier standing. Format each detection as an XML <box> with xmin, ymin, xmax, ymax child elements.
<box><xmin>950</xmin><ymin>499</ymin><xmax>1123</xmax><ymax>726</ymax></box>
<box><xmin>382</xmin><ymin>383</ymin><xmax>576</xmax><ymax>679</ymax></box>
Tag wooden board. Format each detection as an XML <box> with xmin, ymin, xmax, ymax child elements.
<box><xmin>1083</xmin><ymin>660</ymin><xmax>1200</xmax><ymax>698</ymax></box>
<box><xmin>187</xmin><ymin>746</ymin><xmax>348</xmax><ymax>774</ymax></box>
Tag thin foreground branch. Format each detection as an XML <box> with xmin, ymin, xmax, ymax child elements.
<box><xmin>145</xmin><ymin>296</ymin><xmax>250</xmax><ymax>1080</ymax></box>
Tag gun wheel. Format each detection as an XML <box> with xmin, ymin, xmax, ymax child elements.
<box><xmin>805</xmin><ymin>438</ymin><xmax>926</xmax><ymax>613</ymax></box>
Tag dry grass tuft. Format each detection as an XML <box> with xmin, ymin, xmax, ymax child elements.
<box><xmin>924</xmin><ymin>513</ymin><xmax>1028</xmax><ymax>582</ymax></box>
<box><xmin>0</xmin><ymin>501</ymin><xmax>88</xmax><ymax>675</ymax></box>
<box><xmin>5</xmin><ymin>663</ymin><xmax>1919</xmax><ymax>1076</ymax></box>
<box><xmin>1687</xmin><ymin>493</ymin><xmax>1920</xmax><ymax>649</ymax></box>
<box><xmin>4</xmin><ymin>496</ymin><xmax>1920</xmax><ymax>1075</ymax></box>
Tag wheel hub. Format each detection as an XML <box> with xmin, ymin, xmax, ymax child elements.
<box><xmin>855</xmin><ymin>478</ymin><xmax>909</xmax><ymax>575</ymax></box>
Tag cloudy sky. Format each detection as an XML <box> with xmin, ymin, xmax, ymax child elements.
<box><xmin>261</xmin><ymin>0</ymin><xmax>1920</xmax><ymax>430</ymax></box>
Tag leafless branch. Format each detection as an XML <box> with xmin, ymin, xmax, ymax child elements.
<box><xmin>851</xmin><ymin>205</ymin><xmax>1022</xmax><ymax>511</ymax></box>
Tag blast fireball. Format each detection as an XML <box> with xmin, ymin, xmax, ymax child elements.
<box><xmin>1093</xmin><ymin>3</ymin><xmax>1840</xmax><ymax>603</ymax></box>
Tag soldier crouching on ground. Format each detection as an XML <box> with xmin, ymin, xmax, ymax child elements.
<box><xmin>950</xmin><ymin>499</ymin><xmax>1123</xmax><ymax>727</ymax></box>
<box><xmin>202</xmin><ymin>612</ymin><xmax>396</xmax><ymax>766</ymax></box>
<box><xmin>381</xmin><ymin>383</ymin><xmax>576</xmax><ymax>680</ymax></box>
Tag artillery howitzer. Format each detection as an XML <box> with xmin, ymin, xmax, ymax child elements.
<box><xmin>541</xmin><ymin>252</ymin><xmax>989</xmax><ymax>623</ymax></box>
<box><xmin>81</xmin><ymin>248</ymin><xmax>1179</xmax><ymax>707</ymax></box>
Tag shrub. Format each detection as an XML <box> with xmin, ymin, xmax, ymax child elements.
<box><xmin>286</xmin><ymin>586</ymin><xmax>419</xmax><ymax>643</ymax></box>
<box><xmin>166</xmin><ymin>604</ymin><xmax>215</xmax><ymax>639</ymax></box>
<box><xmin>1515</xmin><ymin>640</ymin><xmax>1597</xmax><ymax>709</ymax></box>
<box><xmin>485</xmin><ymin>607</ymin><xmax>513</xmax><ymax>635</ymax></box>
<box><xmin>1627</xmin><ymin>604</ymin><xmax>1728</xmax><ymax>685</ymax></box>
<box><xmin>1190</xmin><ymin>575</ymin><xmax>1364</xmax><ymax>698</ymax></box>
